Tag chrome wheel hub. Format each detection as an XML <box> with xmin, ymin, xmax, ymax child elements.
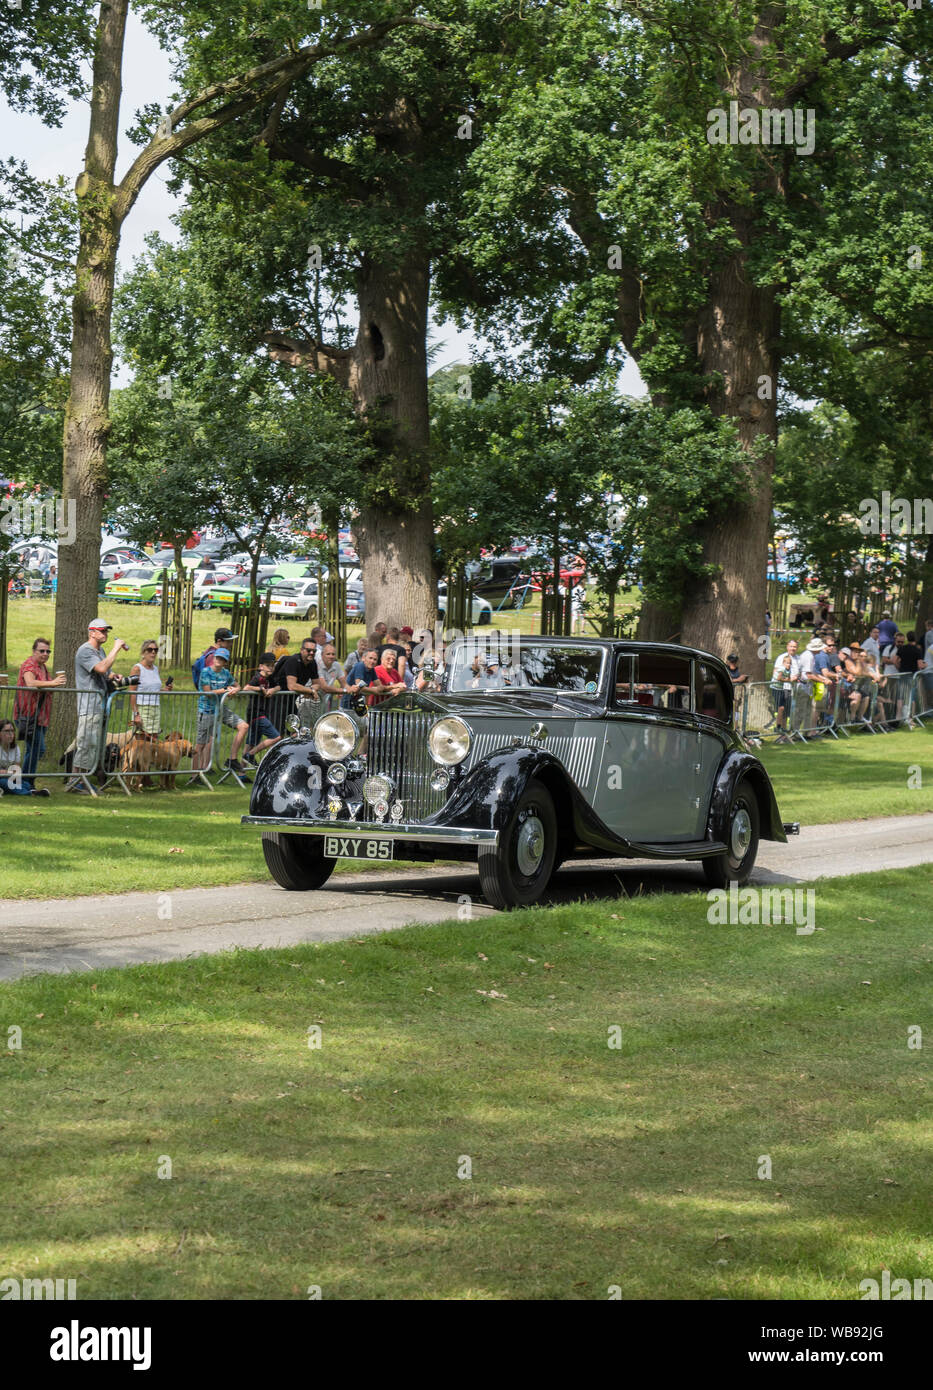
<box><xmin>516</xmin><ymin>814</ymin><xmax>545</xmax><ymax>876</ymax></box>
<box><xmin>730</xmin><ymin>807</ymin><xmax>752</xmax><ymax>860</ymax></box>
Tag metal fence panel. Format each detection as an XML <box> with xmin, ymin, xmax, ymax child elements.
<box><xmin>0</xmin><ymin>685</ymin><xmax>104</xmax><ymax>791</ymax></box>
<box><xmin>100</xmin><ymin>687</ymin><xmax>212</xmax><ymax>792</ymax></box>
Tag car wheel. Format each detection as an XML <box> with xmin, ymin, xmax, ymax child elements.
<box><xmin>478</xmin><ymin>778</ymin><xmax>557</xmax><ymax>909</ymax></box>
<box><xmin>147</xmin><ymin>596</ymin><xmax>159</xmax><ymax>605</ymax></box>
<box><xmin>262</xmin><ymin>832</ymin><xmax>336</xmax><ymax>891</ymax></box>
<box><xmin>703</xmin><ymin>782</ymin><xmax>760</xmax><ymax>887</ymax></box>
<box><xmin>198</xmin><ymin>597</ymin><xmax>212</xmax><ymax>610</ymax></box>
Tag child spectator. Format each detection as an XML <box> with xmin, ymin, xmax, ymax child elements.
<box><xmin>188</xmin><ymin>648</ymin><xmax>249</xmax><ymax>783</ymax></box>
<box><xmin>241</xmin><ymin>652</ymin><xmax>282</xmax><ymax>767</ymax></box>
<box><xmin>0</xmin><ymin>719</ymin><xmax>34</xmax><ymax>796</ymax></box>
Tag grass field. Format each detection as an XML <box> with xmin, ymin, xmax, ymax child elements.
<box><xmin>0</xmin><ymin>728</ymin><xmax>929</xmax><ymax>902</ymax></box>
<box><xmin>0</xmin><ymin>867</ymin><xmax>929</xmax><ymax>1300</ymax></box>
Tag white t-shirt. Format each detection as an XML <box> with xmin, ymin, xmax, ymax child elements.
<box><xmin>881</xmin><ymin>645</ymin><xmax>899</xmax><ymax>676</ymax></box>
<box><xmin>862</xmin><ymin>637</ymin><xmax>880</xmax><ymax>662</ymax></box>
<box><xmin>798</xmin><ymin>649</ymin><xmax>818</xmax><ymax>681</ymax></box>
<box><xmin>0</xmin><ymin>742</ymin><xmax>22</xmax><ymax>769</ymax></box>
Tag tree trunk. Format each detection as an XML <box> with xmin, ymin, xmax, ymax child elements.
<box><xmin>54</xmin><ymin>0</ymin><xmax>128</xmax><ymax>675</ymax></box>
<box><xmin>679</xmin><ymin>214</ymin><xmax>778</xmax><ymax>679</ymax></box>
<box><xmin>916</xmin><ymin>532</ymin><xmax>933</xmax><ymax>633</ymax></box>
<box><xmin>347</xmin><ymin>247</ymin><xmax>436</xmax><ymax>633</ymax></box>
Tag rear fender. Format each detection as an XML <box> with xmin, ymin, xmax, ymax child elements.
<box><xmin>708</xmin><ymin>751</ymin><xmax>786</xmax><ymax>843</ymax></box>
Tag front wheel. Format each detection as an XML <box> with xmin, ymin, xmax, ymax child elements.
<box><xmin>703</xmin><ymin>782</ymin><xmax>760</xmax><ymax>887</ymax></box>
<box><xmin>478</xmin><ymin>778</ymin><xmax>557</xmax><ymax>909</ymax></box>
<box><xmin>262</xmin><ymin>832</ymin><xmax>336</xmax><ymax>890</ymax></box>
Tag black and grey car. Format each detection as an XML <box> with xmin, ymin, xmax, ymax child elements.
<box><xmin>242</xmin><ymin>637</ymin><xmax>797</xmax><ymax>909</ymax></box>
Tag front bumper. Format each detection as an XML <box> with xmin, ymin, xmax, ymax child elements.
<box><xmin>241</xmin><ymin>815</ymin><xmax>499</xmax><ymax>848</ymax></box>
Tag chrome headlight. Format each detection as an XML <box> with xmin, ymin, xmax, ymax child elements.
<box><xmin>428</xmin><ymin>716</ymin><xmax>471</xmax><ymax>766</ymax></box>
<box><xmin>313</xmin><ymin>711</ymin><xmax>361</xmax><ymax>761</ymax></box>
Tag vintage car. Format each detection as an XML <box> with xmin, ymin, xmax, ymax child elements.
<box><xmin>242</xmin><ymin>637</ymin><xmax>797</xmax><ymax>909</ymax></box>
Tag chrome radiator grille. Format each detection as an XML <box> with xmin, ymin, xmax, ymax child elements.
<box><xmin>364</xmin><ymin>707</ymin><xmax>448</xmax><ymax>822</ymax></box>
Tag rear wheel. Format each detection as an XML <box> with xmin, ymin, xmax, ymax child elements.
<box><xmin>703</xmin><ymin>782</ymin><xmax>760</xmax><ymax>887</ymax></box>
<box><xmin>478</xmin><ymin>779</ymin><xmax>557</xmax><ymax>909</ymax></box>
<box><xmin>262</xmin><ymin>832</ymin><xmax>336</xmax><ymax>890</ymax></box>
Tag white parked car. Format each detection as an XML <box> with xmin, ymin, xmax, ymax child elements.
<box><xmin>437</xmin><ymin>586</ymin><xmax>493</xmax><ymax>625</ymax></box>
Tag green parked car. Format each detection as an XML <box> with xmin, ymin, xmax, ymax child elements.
<box><xmin>103</xmin><ymin>567</ymin><xmax>163</xmax><ymax>605</ymax></box>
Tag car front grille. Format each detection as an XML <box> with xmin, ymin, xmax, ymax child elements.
<box><xmin>363</xmin><ymin>706</ymin><xmax>448</xmax><ymax>823</ymax></box>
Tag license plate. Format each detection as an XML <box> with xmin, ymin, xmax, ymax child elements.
<box><xmin>323</xmin><ymin>835</ymin><xmax>394</xmax><ymax>861</ymax></box>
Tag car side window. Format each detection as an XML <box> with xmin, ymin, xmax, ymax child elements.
<box><xmin>612</xmin><ymin>654</ymin><xmax>636</xmax><ymax>706</ymax></box>
<box><xmin>696</xmin><ymin>662</ymin><xmax>730</xmax><ymax>722</ymax></box>
<box><xmin>630</xmin><ymin>653</ymin><xmax>694</xmax><ymax>712</ymax></box>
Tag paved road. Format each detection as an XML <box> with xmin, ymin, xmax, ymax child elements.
<box><xmin>1</xmin><ymin>813</ymin><xmax>930</xmax><ymax>981</ymax></box>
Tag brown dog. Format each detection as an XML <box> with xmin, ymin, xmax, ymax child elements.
<box><xmin>149</xmin><ymin>731</ymin><xmax>195</xmax><ymax>790</ymax></box>
<box><xmin>121</xmin><ymin>728</ymin><xmax>159</xmax><ymax>791</ymax></box>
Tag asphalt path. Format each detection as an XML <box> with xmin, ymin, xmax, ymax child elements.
<box><xmin>1</xmin><ymin>813</ymin><xmax>930</xmax><ymax>981</ymax></box>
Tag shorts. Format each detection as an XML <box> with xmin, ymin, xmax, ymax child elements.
<box><xmin>136</xmin><ymin>703</ymin><xmax>160</xmax><ymax>734</ymax></box>
<box><xmin>196</xmin><ymin>704</ymin><xmax>244</xmax><ymax>745</ymax></box>
<box><xmin>247</xmin><ymin>716</ymin><xmax>279</xmax><ymax>743</ymax></box>
<box><xmin>770</xmin><ymin>688</ymin><xmax>791</xmax><ymax>713</ymax></box>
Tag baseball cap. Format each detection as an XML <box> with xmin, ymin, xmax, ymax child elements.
<box><xmin>214</xmin><ymin>627</ymin><xmax>236</xmax><ymax>641</ymax></box>
<box><xmin>88</xmin><ymin>619</ymin><xmax>112</xmax><ymax>631</ymax></box>
<box><xmin>727</xmin><ymin>652</ymin><xmax>738</xmax><ymax>661</ymax></box>
<box><xmin>213</xmin><ymin>647</ymin><xmax>231</xmax><ymax>661</ymax></box>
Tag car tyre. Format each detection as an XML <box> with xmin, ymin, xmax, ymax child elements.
<box><xmin>703</xmin><ymin>782</ymin><xmax>760</xmax><ymax>887</ymax></box>
<box><xmin>478</xmin><ymin>778</ymin><xmax>557</xmax><ymax>909</ymax></box>
<box><xmin>262</xmin><ymin>832</ymin><xmax>336</xmax><ymax>891</ymax></box>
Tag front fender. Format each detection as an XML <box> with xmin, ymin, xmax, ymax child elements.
<box><xmin>248</xmin><ymin>737</ymin><xmax>328</xmax><ymax>820</ymax></box>
<box><xmin>708</xmin><ymin>750</ymin><xmax>787</xmax><ymax>843</ymax></box>
<box><xmin>429</xmin><ymin>748</ymin><xmax>634</xmax><ymax>857</ymax></box>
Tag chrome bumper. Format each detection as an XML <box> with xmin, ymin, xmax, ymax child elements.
<box><xmin>241</xmin><ymin>815</ymin><xmax>499</xmax><ymax>847</ymax></box>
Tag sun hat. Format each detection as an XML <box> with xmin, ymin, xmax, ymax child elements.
<box><xmin>806</xmin><ymin>638</ymin><xmax>824</xmax><ymax>651</ymax></box>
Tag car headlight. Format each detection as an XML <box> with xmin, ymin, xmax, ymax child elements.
<box><xmin>428</xmin><ymin>717</ymin><xmax>471</xmax><ymax>766</ymax></box>
<box><xmin>313</xmin><ymin>711</ymin><xmax>361</xmax><ymax>761</ymax></box>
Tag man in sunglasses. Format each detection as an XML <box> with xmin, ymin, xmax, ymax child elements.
<box><xmin>14</xmin><ymin>636</ymin><xmax>66</xmax><ymax>794</ymax></box>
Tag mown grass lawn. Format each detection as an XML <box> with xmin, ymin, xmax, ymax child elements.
<box><xmin>0</xmin><ymin>727</ymin><xmax>929</xmax><ymax>901</ymax></box>
<box><xmin>0</xmin><ymin>868</ymin><xmax>929</xmax><ymax>1300</ymax></box>
<box><xmin>758</xmin><ymin>723</ymin><xmax>933</xmax><ymax>825</ymax></box>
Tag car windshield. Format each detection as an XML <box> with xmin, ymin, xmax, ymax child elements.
<box><xmin>447</xmin><ymin>641</ymin><xmax>604</xmax><ymax>693</ymax></box>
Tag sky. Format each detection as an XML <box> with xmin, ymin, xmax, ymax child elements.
<box><xmin>2</xmin><ymin>11</ymin><xmax>646</xmax><ymax>395</ymax></box>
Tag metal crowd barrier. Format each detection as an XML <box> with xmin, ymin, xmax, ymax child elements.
<box><xmin>740</xmin><ymin>671</ymin><xmax>929</xmax><ymax>744</ymax></box>
<box><xmin>101</xmin><ymin>687</ymin><xmax>207</xmax><ymax>794</ymax></box>
<box><xmin>0</xmin><ymin>684</ymin><xmax>106</xmax><ymax>793</ymax></box>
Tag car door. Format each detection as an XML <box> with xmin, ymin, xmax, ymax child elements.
<box><xmin>595</xmin><ymin>650</ymin><xmax>701</xmax><ymax>842</ymax></box>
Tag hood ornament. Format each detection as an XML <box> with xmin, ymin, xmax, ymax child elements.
<box><xmin>345</xmin><ymin>801</ymin><xmax>362</xmax><ymax>822</ymax></box>
<box><xmin>390</xmin><ymin>800</ymin><xmax>404</xmax><ymax>823</ymax></box>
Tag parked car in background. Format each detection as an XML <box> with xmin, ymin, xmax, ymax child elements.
<box><xmin>103</xmin><ymin>567</ymin><xmax>162</xmax><ymax>604</ymax></box>
<box><xmin>244</xmin><ymin>637</ymin><xmax>797</xmax><ymax>908</ymax></box>
<box><xmin>269</xmin><ymin>578</ymin><xmax>320</xmax><ymax>620</ymax></box>
<box><xmin>345</xmin><ymin>577</ymin><xmax>365</xmax><ymax>623</ymax></box>
<box><xmin>437</xmin><ymin>585</ymin><xmax>493</xmax><ymax>625</ymax></box>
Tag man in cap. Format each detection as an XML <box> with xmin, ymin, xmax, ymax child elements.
<box><xmin>68</xmin><ymin>619</ymin><xmax>128</xmax><ymax>792</ymax></box>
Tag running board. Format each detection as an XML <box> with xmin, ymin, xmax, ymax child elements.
<box><xmin>625</xmin><ymin>838</ymin><xmax>727</xmax><ymax>859</ymax></box>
